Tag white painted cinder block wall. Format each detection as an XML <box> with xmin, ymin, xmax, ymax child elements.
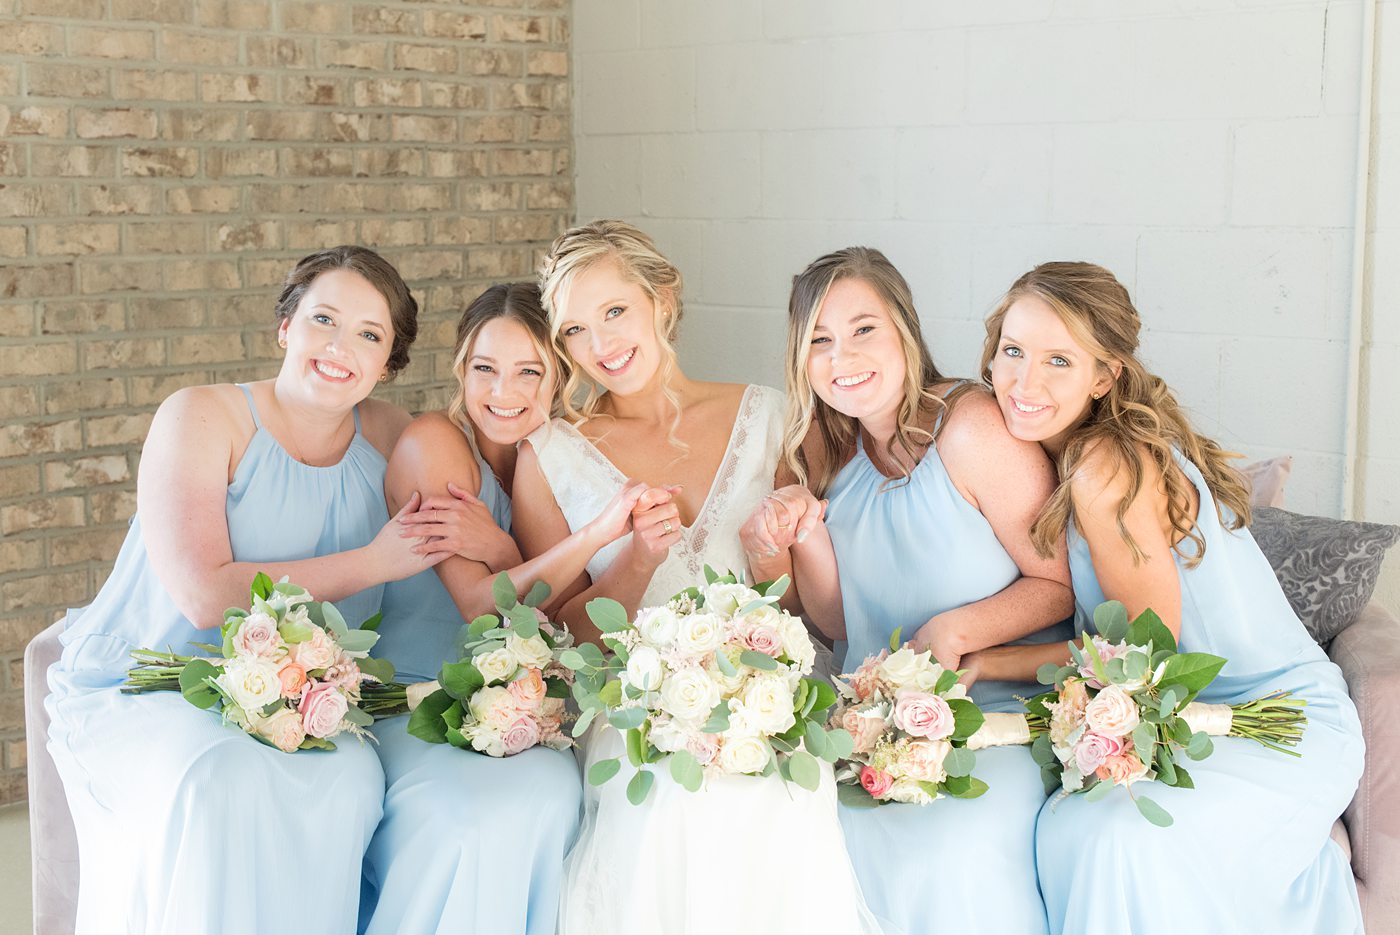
<box><xmin>570</xmin><ymin>0</ymin><xmax>1399</xmax><ymax>614</ymax></box>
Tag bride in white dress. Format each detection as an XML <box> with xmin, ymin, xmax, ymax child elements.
<box><xmin>513</xmin><ymin>220</ymin><xmax>885</xmax><ymax>935</ymax></box>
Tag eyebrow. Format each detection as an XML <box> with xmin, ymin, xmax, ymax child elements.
<box><xmin>470</xmin><ymin>354</ymin><xmax>544</xmax><ymax>367</ymax></box>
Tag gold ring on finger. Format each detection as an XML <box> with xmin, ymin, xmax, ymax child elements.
<box><xmin>662</xmin><ymin>520</ymin><xmax>674</xmax><ymax>534</ymax></box>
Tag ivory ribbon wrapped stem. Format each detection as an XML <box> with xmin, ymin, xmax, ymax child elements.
<box><xmin>405</xmin><ymin>680</ymin><xmax>441</xmax><ymax>712</ymax></box>
<box><xmin>967</xmin><ymin>712</ymin><xmax>1034</xmax><ymax>750</ymax></box>
<box><xmin>1179</xmin><ymin>701</ymin><xmax>1234</xmax><ymax>736</ymax></box>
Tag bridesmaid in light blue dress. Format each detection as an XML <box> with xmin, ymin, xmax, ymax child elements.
<box><xmin>745</xmin><ymin>247</ymin><xmax>1075</xmax><ymax>935</ymax></box>
<box><xmin>46</xmin><ymin>247</ymin><xmax>450</xmax><ymax>934</ymax></box>
<box><xmin>975</xmin><ymin>261</ymin><xmax>1363</xmax><ymax>934</ymax></box>
<box><xmin>360</xmin><ymin>283</ymin><xmax>646</xmax><ymax>935</ymax></box>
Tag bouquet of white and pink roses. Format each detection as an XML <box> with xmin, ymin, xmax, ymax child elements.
<box><xmin>123</xmin><ymin>573</ymin><xmax>393</xmax><ymax>752</ymax></box>
<box><xmin>564</xmin><ymin>568</ymin><xmax>852</xmax><ymax>805</ymax></box>
<box><xmin>831</xmin><ymin>628</ymin><xmax>1036</xmax><ymax>807</ymax></box>
<box><xmin>1027</xmin><ymin>601</ymin><xmax>1307</xmax><ymax>826</ymax></box>
<box><xmin>389</xmin><ymin>573</ymin><xmax>575</xmax><ymax>757</ymax></box>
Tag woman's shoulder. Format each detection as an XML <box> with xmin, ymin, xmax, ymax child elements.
<box><xmin>1067</xmin><ymin>437</ymin><xmax>1165</xmax><ymax>515</ymax></box>
<box><xmin>357</xmin><ymin>396</ymin><xmax>413</xmax><ymax>458</ymax></box>
<box><xmin>151</xmin><ymin>382</ymin><xmax>252</xmax><ymax>439</ymax></box>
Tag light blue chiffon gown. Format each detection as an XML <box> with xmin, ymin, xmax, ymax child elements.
<box><xmin>46</xmin><ymin>384</ymin><xmax>387</xmax><ymax>935</ymax></box>
<box><xmin>360</xmin><ymin>434</ymin><xmax>583</xmax><ymax>935</ymax></box>
<box><xmin>826</xmin><ymin>428</ymin><xmax>1066</xmax><ymax>935</ymax></box>
<box><xmin>1037</xmin><ymin>452</ymin><xmax>1364</xmax><ymax>935</ymax></box>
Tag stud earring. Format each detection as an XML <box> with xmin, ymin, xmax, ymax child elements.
<box><xmin>278</xmin><ymin>337</ymin><xmax>287</xmax><ymax>349</ymax></box>
<box><xmin>1091</xmin><ymin>392</ymin><xmax>1102</xmax><ymax>400</ymax></box>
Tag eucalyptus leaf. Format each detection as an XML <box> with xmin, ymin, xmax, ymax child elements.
<box><xmin>1084</xmin><ymin>778</ymin><xmax>1114</xmax><ymax>801</ymax></box>
<box><xmin>1036</xmin><ymin>663</ymin><xmax>1062</xmax><ymax>686</ymax></box>
<box><xmin>558</xmin><ymin>649</ymin><xmax>587</xmax><ymax>671</ymax></box>
<box><xmin>1134</xmin><ymin>794</ymin><xmax>1174</xmax><ymax>827</ymax></box>
<box><xmin>669</xmin><ymin>750</ymin><xmax>704</xmax><ymax>792</ymax></box>
<box><xmin>739</xmin><ymin>650</ymin><xmax>778</xmax><ymax>671</ymax></box>
<box><xmin>586</xmin><ymin>598</ymin><xmax>632</xmax><ymax>634</ymax></box>
<box><xmin>178</xmin><ymin>659</ymin><xmax>221</xmax><ymax>710</ymax></box>
<box><xmin>506</xmin><ymin>603</ymin><xmax>539</xmax><ymax>639</ymax></box>
<box><xmin>738</xmin><ymin>598</ymin><xmax>778</xmax><ymax>616</ymax></box>
<box><xmin>701</xmin><ymin>700</ymin><xmax>731</xmax><ymax>734</ymax></box>
<box><xmin>492</xmin><ymin>573</ymin><xmax>517</xmax><ymax>612</ymax></box>
<box><xmin>760</xmin><ymin>574</ymin><xmax>790</xmax><ymax>600</ymax></box>
<box><xmin>1030</xmin><ymin>734</ymin><xmax>1058</xmax><ymax>769</ymax></box>
<box><xmin>786</xmin><ymin>751</ymin><xmax>821</xmax><ymax>791</ymax></box>
<box><xmin>838</xmin><ymin>783</ymin><xmax>881</xmax><ymax>808</ymax></box>
<box><xmin>598</xmin><ymin>680</ymin><xmax>623</xmax><ymax>707</ymax></box>
<box><xmin>943</xmin><ymin>745</ymin><xmax>976</xmax><ymax>779</ymax></box>
<box><xmin>1158</xmin><ymin>685</ymin><xmax>1185</xmax><ymax>718</ymax></box>
<box><xmin>714</xmin><ymin>648</ymin><xmax>738</xmax><ymax>678</ymax></box>
<box><xmin>572</xmin><ymin>705</ymin><xmax>598</xmax><ymax>738</ymax></box>
<box><xmin>1093</xmin><ymin>601</ymin><xmax>1129</xmax><ymax>641</ymax></box>
<box><xmin>523</xmin><ymin>579</ymin><xmax>552</xmax><ymax>609</ymax></box>
<box><xmin>1125</xmin><ymin>651</ymin><xmax>1147</xmax><ymax>682</ymax></box>
<box><xmin>826</xmin><ymin>728</ymin><xmax>854</xmax><ymax>761</ymax></box>
<box><xmin>802</xmin><ymin>720</ymin><xmax>829</xmax><ymax>758</ymax></box>
<box><xmin>941</xmin><ymin>775</ymin><xmax>988</xmax><ymax>799</ymax></box>
<box><xmin>468</xmin><ymin>615</ymin><xmax>499</xmax><ymax>640</ymax></box>
<box><xmin>626</xmin><ymin>769</ymin><xmax>655</xmax><ymax>805</ymax></box>
<box><xmin>336</xmin><ymin>630</ymin><xmax>377</xmax><ymax>654</ymax></box>
<box><xmin>588</xmin><ymin>757</ymin><xmax>621</xmax><ymax>786</ymax></box>
<box><xmin>607</xmin><ymin>706</ymin><xmax>647</xmax><ymax>731</ymax></box>
<box><xmin>625</xmin><ymin>727</ymin><xmax>645</xmax><ymax>767</ymax></box>
<box><xmin>320</xmin><ymin>601</ymin><xmax>349</xmax><ymax>639</ymax></box>
<box><xmin>1131</xmin><ymin>722</ymin><xmax>1157</xmax><ymax>768</ymax></box>
<box><xmin>343</xmin><ymin>705</ymin><xmax>374</xmax><ymax>727</ymax></box>
<box><xmin>1186</xmin><ymin>731</ymin><xmax>1214</xmax><ymax>761</ymax></box>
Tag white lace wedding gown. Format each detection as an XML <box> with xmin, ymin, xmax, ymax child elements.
<box><xmin>527</xmin><ymin>384</ymin><xmax>887</xmax><ymax>935</ymax></box>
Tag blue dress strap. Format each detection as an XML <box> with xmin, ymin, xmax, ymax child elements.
<box><xmin>933</xmin><ymin>379</ymin><xmax>970</xmax><ymax>433</ymax></box>
<box><xmin>353</xmin><ymin>404</ymin><xmax>362</xmax><ymax>433</ymax></box>
<box><xmin>236</xmin><ymin>383</ymin><xmax>263</xmax><ymax>429</ymax></box>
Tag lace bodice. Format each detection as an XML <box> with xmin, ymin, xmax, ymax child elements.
<box><xmin>526</xmin><ymin>384</ymin><xmax>783</xmax><ymax>604</ymax></box>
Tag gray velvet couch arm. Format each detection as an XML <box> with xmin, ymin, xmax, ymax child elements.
<box><xmin>1329</xmin><ymin>601</ymin><xmax>1400</xmax><ymax>931</ymax></box>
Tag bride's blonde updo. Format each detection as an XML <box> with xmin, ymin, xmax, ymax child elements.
<box><xmin>538</xmin><ymin>220</ymin><xmax>686</xmax><ymax>441</ymax></box>
<box><xmin>979</xmin><ymin>261</ymin><xmax>1252</xmax><ymax>567</ymax></box>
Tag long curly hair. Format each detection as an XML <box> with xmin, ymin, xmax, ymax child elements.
<box><xmin>782</xmin><ymin>246</ymin><xmax>967</xmax><ymax>497</ymax></box>
<box><xmin>537</xmin><ymin>219</ymin><xmax>686</xmax><ymax>449</ymax></box>
<box><xmin>979</xmin><ymin>261</ymin><xmax>1251</xmax><ymax>567</ymax></box>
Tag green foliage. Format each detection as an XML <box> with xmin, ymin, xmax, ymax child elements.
<box><xmin>786</xmin><ymin>750</ymin><xmax>821</xmax><ymax>791</ymax></box>
<box><xmin>251</xmin><ymin>572</ymin><xmax>275</xmax><ymax>601</ymax></box>
<box><xmin>803</xmin><ymin>679</ymin><xmax>838</xmax><ymax>718</ymax></box>
<box><xmin>1126</xmin><ymin>607</ymin><xmax>1176</xmax><ymax>654</ymax></box>
<box><xmin>803</xmin><ymin>719</ymin><xmax>828</xmax><ymax>758</ymax></box>
<box><xmin>1036</xmin><ymin>663</ymin><xmax>1062</xmax><ymax>686</ymax></box>
<box><xmin>701</xmin><ymin>700</ymin><xmax>731</xmax><ymax>734</ymax></box>
<box><xmin>506</xmin><ymin>603</ymin><xmax>540</xmax><ymax>639</ymax></box>
<box><xmin>839</xmin><ymin>783</ymin><xmax>880</xmax><ymax>808</ymax></box>
<box><xmin>598</xmin><ymin>680</ymin><xmax>623</xmax><ymax>707</ymax></box>
<box><xmin>626</xmin><ymin>768</ymin><xmax>654</xmax><ymax>805</ymax></box>
<box><xmin>739</xmin><ymin>650</ymin><xmax>778</xmax><ymax>671</ymax></box>
<box><xmin>523</xmin><ymin>580</ymin><xmax>552</xmax><ymax>609</ymax></box>
<box><xmin>407</xmin><ymin>689</ymin><xmax>454</xmax><ymax>744</ymax></box>
<box><xmin>759</xmin><ymin>574</ymin><xmax>790</xmax><ymax>600</ymax></box>
<box><xmin>356</xmin><ymin>655</ymin><xmax>395</xmax><ymax>686</ymax></box>
<box><xmin>935</xmin><ymin>668</ymin><xmax>960</xmax><ymax>694</ymax></box>
<box><xmin>178</xmin><ymin>659</ymin><xmax>221</xmax><ymax>710</ymax></box>
<box><xmin>625</xmin><ymin>727</ymin><xmax>646</xmax><ymax>767</ymax></box>
<box><xmin>358</xmin><ymin>611</ymin><xmax>383</xmax><ymax>633</ymax></box>
<box><xmin>492</xmin><ymin>573</ymin><xmax>517</xmax><ymax>612</ymax></box>
<box><xmin>1134</xmin><ymin>794</ymin><xmax>1173</xmax><ymax>827</ymax></box>
<box><xmin>939</xmin><ymin>775</ymin><xmax>989</xmax><ymax>799</ymax></box>
<box><xmin>607</xmin><ymin>706</ymin><xmax>647</xmax><ymax>731</ymax></box>
<box><xmin>948</xmin><ymin>698</ymin><xmax>985</xmax><ymax>742</ymax></box>
<box><xmin>669</xmin><ymin>750</ymin><xmax>704</xmax><ymax>792</ymax></box>
<box><xmin>586</xmin><ymin>598</ymin><xmax>631</xmax><ymax>634</ymax></box>
<box><xmin>440</xmin><ymin>660</ymin><xmax>485</xmax><ymax>699</ymax></box>
<box><xmin>589</xmin><ymin>757</ymin><xmax>621</xmax><ymax>786</ymax></box>
<box><xmin>1157</xmin><ymin>653</ymin><xmax>1226</xmax><ymax>694</ymax></box>
<box><xmin>1093</xmin><ymin>601</ymin><xmax>1129</xmax><ymax>643</ymax></box>
<box><xmin>889</xmin><ymin>627</ymin><xmax>903</xmax><ymax>653</ymax></box>
<box><xmin>943</xmin><ymin>746</ymin><xmax>976</xmax><ymax>779</ymax></box>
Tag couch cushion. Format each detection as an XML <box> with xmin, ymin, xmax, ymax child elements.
<box><xmin>1240</xmin><ymin>455</ymin><xmax>1292</xmax><ymax>509</ymax></box>
<box><xmin>1250</xmin><ymin>507</ymin><xmax>1400</xmax><ymax>644</ymax></box>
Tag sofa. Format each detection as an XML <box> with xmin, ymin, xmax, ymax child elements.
<box><xmin>22</xmin><ymin>514</ymin><xmax>1400</xmax><ymax>934</ymax></box>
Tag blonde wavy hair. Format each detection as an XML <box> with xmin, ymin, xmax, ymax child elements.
<box><xmin>446</xmin><ymin>282</ymin><xmax>558</xmax><ymax>436</ymax></box>
<box><xmin>782</xmin><ymin>247</ymin><xmax>966</xmax><ymax>498</ymax></box>
<box><xmin>537</xmin><ymin>219</ymin><xmax>687</xmax><ymax>447</ymax></box>
<box><xmin>979</xmin><ymin>261</ymin><xmax>1251</xmax><ymax>567</ymax></box>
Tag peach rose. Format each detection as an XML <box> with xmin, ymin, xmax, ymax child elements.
<box><xmin>254</xmin><ymin>706</ymin><xmax>306</xmax><ymax>753</ymax></box>
<box><xmin>291</xmin><ymin>627</ymin><xmax>338</xmax><ymax>671</ymax></box>
<box><xmin>1096</xmin><ymin>751</ymin><xmax>1150</xmax><ymax>786</ymax></box>
<box><xmin>840</xmin><ymin>707</ymin><xmax>888</xmax><ymax>755</ymax></box>
<box><xmin>900</xmin><ymin>739</ymin><xmax>951</xmax><ymax>783</ymax></box>
<box><xmin>276</xmin><ymin>660</ymin><xmax>307</xmax><ymax>699</ymax></box>
<box><xmin>508</xmin><ymin>668</ymin><xmax>547</xmax><ymax>710</ymax></box>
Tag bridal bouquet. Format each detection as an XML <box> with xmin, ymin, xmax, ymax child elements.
<box><xmin>831</xmin><ymin>629</ymin><xmax>1022</xmax><ymax>807</ymax></box>
<box><xmin>389</xmin><ymin>573</ymin><xmax>575</xmax><ymax>757</ymax></box>
<box><xmin>564</xmin><ymin>568</ymin><xmax>853</xmax><ymax>805</ymax></box>
<box><xmin>123</xmin><ymin>573</ymin><xmax>394</xmax><ymax>752</ymax></box>
<box><xmin>1027</xmin><ymin>601</ymin><xmax>1308</xmax><ymax>826</ymax></box>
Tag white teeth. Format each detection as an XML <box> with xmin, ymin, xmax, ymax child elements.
<box><xmin>315</xmin><ymin>360</ymin><xmax>350</xmax><ymax>379</ymax></box>
<box><xmin>601</xmin><ymin>348</ymin><xmax>635</xmax><ymax>371</ymax></box>
<box><xmin>487</xmin><ymin>405</ymin><xmax>525</xmax><ymax>418</ymax></box>
<box><xmin>1014</xmin><ymin>400</ymin><xmax>1047</xmax><ymax>413</ymax></box>
<box><xmin>834</xmin><ymin>372</ymin><xmax>873</xmax><ymax>387</ymax></box>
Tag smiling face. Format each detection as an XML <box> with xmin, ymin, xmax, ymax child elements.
<box><xmin>805</xmin><ymin>276</ymin><xmax>908</xmax><ymax>426</ymax></box>
<box><xmin>988</xmin><ymin>294</ymin><xmax>1116</xmax><ymax>456</ymax></box>
<box><xmin>556</xmin><ymin>259</ymin><xmax>668</xmax><ymax>397</ymax></box>
<box><xmin>277</xmin><ymin>268</ymin><xmax>395</xmax><ymax>406</ymax></box>
<box><xmin>462</xmin><ymin>316</ymin><xmax>552</xmax><ymax>445</ymax></box>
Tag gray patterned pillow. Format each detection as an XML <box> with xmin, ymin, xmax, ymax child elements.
<box><xmin>1250</xmin><ymin>507</ymin><xmax>1400</xmax><ymax>644</ymax></box>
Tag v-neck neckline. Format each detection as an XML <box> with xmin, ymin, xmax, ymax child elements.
<box><xmin>562</xmin><ymin>384</ymin><xmax>754</xmax><ymax>533</ymax></box>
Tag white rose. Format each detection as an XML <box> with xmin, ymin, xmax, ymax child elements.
<box><xmin>624</xmin><ymin>645</ymin><xmax>664</xmax><ymax>692</ymax></box>
<box><xmin>647</xmin><ymin>716</ymin><xmax>689</xmax><ymax>754</ymax></box>
<box><xmin>475</xmin><ymin>647</ymin><xmax>518</xmax><ymax>685</ymax></box>
<box><xmin>878</xmin><ymin>646</ymin><xmax>935</xmax><ymax>690</ymax></box>
<box><xmin>468</xmin><ymin>685</ymin><xmax>518</xmax><ymax>731</ymax></box>
<box><xmin>469</xmin><ymin>726</ymin><xmax>507</xmax><ymax>757</ymax></box>
<box><xmin>636</xmin><ymin>606</ymin><xmax>680</xmax><ymax>648</ymax></box>
<box><xmin>217</xmin><ymin>656</ymin><xmax>283</xmax><ymax>711</ymax></box>
<box><xmin>717</xmin><ymin>733</ymin><xmax>770</xmax><ymax>775</ymax></box>
<box><xmin>885</xmin><ymin>778</ymin><xmax>936</xmax><ymax>805</ymax></box>
<box><xmin>506</xmin><ymin>633</ymin><xmax>552</xmax><ymax>669</ymax></box>
<box><xmin>704</xmin><ymin>647</ymin><xmax>746</xmax><ymax>694</ymax></box>
<box><xmin>253</xmin><ymin>706</ymin><xmax>306</xmax><ymax>753</ymax></box>
<box><xmin>779</xmin><ymin>616</ymin><xmax>817</xmax><ymax>673</ymax></box>
<box><xmin>736</xmin><ymin>674</ymin><xmax>797</xmax><ymax>735</ymax></box>
<box><xmin>1084</xmin><ymin>683</ymin><xmax>1141</xmax><ymax>738</ymax></box>
<box><xmin>675</xmin><ymin>613</ymin><xmax>727</xmax><ymax>657</ymax></box>
<box><xmin>703</xmin><ymin>583</ymin><xmax>762</xmax><ymax>618</ymax></box>
<box><xmin>659</xmin><ymin>667</ymin><xmax>721</xmax><ymax>723</ymax></box>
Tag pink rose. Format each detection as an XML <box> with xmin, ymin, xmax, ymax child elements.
<box><xmin>1079</xmin><ymin>637</ymin><xmax>1130</xmax><ymax>688</ymax></box>
<box><xmin>1073</xmin><ymin>731</ymin><xmax>1125</xmax><ymax>775</ymax></box>
<box><xmin>508</xmin><ymin>668</ymin><xmax>547</xmax><ymax>710</ymax></box>
<box><xmin>254</xmin><ymin>707</ymin><xmax>306</xmax><ymax>753</ymax></box>
<box><xmin>1096</xmin><ymin>751</ymin><xmax>1149</xmax><ymax>786</ymax></box>
<box><xmin>900</xmin><ymin>739</ymin><xmax>951</xmax><ymax>782</ymax></box>
<box><xmin>298</xmin><ymin>681</ymin><xmax>349</xmax><ymax>738</ymax></box>
<box><xmin>840</xmin><ymin>707</ymin><xmax>887</xmax><ymax>755</ymax></box>
<box><xmin>892</xmin><ymin>690</ymin><xmax>954</xmax><ymax>740</ymax></box>
<box><xmin>848</xmin><ymin>653</ymin><xmax>886</xmax><ymax>702</ymax></box>
<box><xmin>860</xmin><ymin>765</ymin><xmax>894</xmax><ymax>799</ymax></box>
<box><xmin>276</xmin><ymin>660</ymin><xmax>307</xmax><ymax>699</ymax></box>
<box><xmin>740</xmin><ymin>621</ymin><xmax>784</xmax><ymax>658</ymax></box>
<box><xmin>501</xmin><ymin>716</ymin><xmax>540</xmax><ymax>756</ymax></box>
<box><xmin>233</xmin><ymin>613</ymin><xmax>282</xmax><ymax>658</ymax></box>
<box><xmin>686</xmin><ymin>732</ymin><xmax>720</xmax><ymax>766</ymax></box>
<box><xmin>292</xmin><ymin>627</ymin><xmax>339</xmax><ymax>671</ymax></box>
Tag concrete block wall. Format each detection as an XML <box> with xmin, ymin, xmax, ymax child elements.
<box><xmin>0</xmin><ymin>0</ymin><xmax>572</xmax><ymax>806</ymax></box>
<box><xmin>572</xmin><ymin>0</ymin><xmax>1394</xmax><ymax>540</ymax></box>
